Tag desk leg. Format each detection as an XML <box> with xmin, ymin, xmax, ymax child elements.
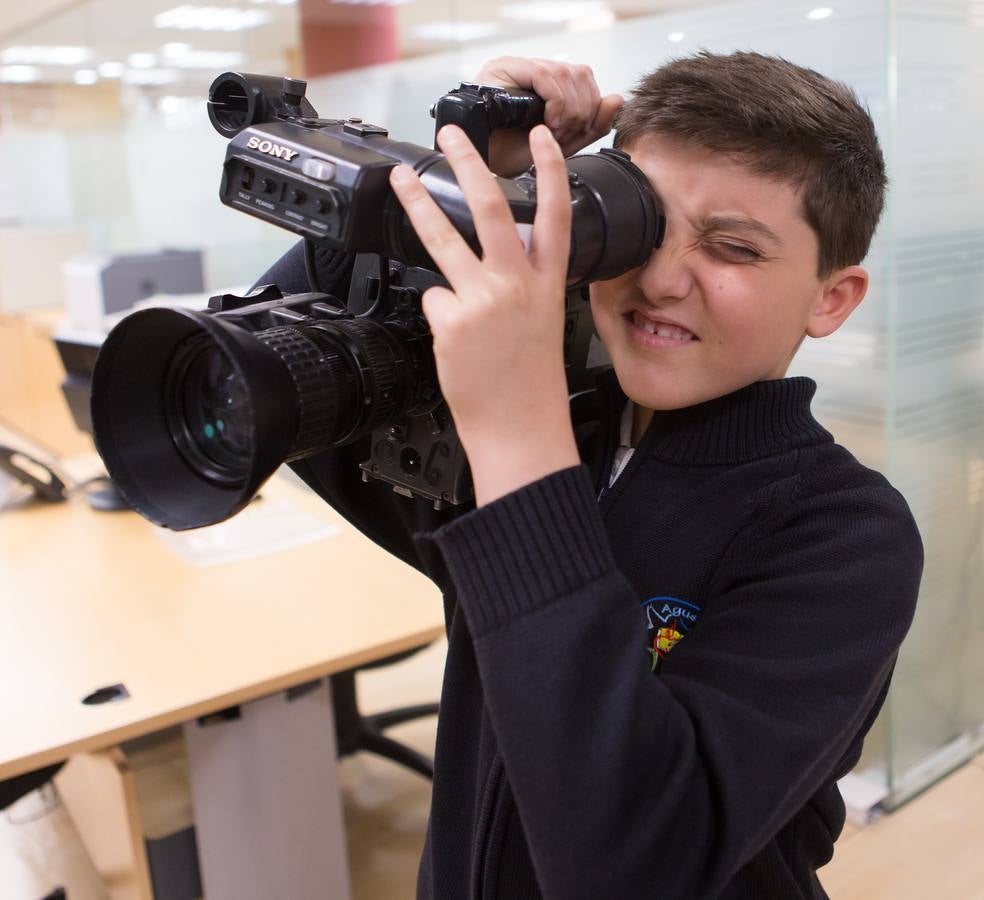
<box><xmin>54</xmin><ymin>749</ymin><xmax>154</xmax><ymax>900</ymax></box>
<box><xmin>182</xmin><ymin>680</ymin><xmax>351</xmax><ymax>900</ymax></box>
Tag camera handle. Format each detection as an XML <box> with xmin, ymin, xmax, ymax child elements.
<box><xmin>430</xmin><ymin>83</ymin><xmax>545</xmax><ymax>165</ymax></box>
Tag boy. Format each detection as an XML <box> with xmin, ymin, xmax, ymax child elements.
<box><xmin>259</xmin><ymin>51</ymin><xmax>922</xmax><ymax>899</ymax></box>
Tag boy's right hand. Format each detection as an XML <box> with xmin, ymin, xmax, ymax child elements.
<box><xmin>473</xmin><ymin>56</ymin><xmax>623</xmax><ymax>177</ymax></box>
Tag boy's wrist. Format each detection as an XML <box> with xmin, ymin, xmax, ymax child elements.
<box><xmin>464</xmin><ymin>426</ymin><xmax>580</xmax><ymax>507</ymax></box>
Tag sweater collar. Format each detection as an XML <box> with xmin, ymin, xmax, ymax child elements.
<box><xmin>600</xmin><ymin>370</ymin><xmax>832</xmax><ymax>466</ymax></box>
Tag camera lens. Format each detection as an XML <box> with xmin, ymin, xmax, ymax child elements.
<box><xmin>165</xmin><ymin>337</ymin><xmax>253</xmax><ymax>485</ymax></box>
<box><xmin>91</xmin><ymin>306</ymin><xmax>298</xmax><ymax>530</ymax></box>
<box><xmin>91</xmin><ymin>304</ymin><xmax>439</xmax><ymax>530</ymax></box>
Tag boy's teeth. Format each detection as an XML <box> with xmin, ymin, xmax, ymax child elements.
<box><xmin>632</xmin><ymin>311</ymin><xmax>694</xmax><ymax>340</ymax></box>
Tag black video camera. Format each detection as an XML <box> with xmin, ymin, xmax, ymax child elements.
<box><xmin>90</xmin><ymin>72</ymin><xmax>664</xmax><ymax>530</ymax></box>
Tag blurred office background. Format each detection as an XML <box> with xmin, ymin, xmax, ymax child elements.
<box><xmin>1</xmin><ymin>0</ymin><xmax>982</xmax><ymax>896</ymax></box>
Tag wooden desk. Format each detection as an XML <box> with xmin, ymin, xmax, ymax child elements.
<box><xmin>0</xmin><ymin>446</ymin><xmax>444</xmax><ymax>899</ymax></box>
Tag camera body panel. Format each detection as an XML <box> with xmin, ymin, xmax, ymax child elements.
<box><xmin>222</xmin><ymin>119</ymin><xmax>400</xmax><ymax>249</ymax></box>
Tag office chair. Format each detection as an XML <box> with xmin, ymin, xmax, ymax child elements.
<box><xmin>331</xmin><ymin>645</ymin><xmax>440</xmax><ymax>779</ymax></box>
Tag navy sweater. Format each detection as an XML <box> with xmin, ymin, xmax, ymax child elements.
<box><xmin>259</xmin><ymin>243</ymin><xmax>923</xmax><ymax>899</ymax></box>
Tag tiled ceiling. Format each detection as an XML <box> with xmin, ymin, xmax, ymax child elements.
<box><xmin>0</xmin><ymin>0</ymin><xmax>735</xmax><ymax>88</ymax></box>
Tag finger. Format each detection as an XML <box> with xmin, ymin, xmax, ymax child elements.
<box><xmin>473</xmin><ymin>55</ymin><xmax>516</xmax><ymax>86</ymax></box>
<box><xmin>554</xmin><ymin>92</ymin><xmax>622</xmax><ymax>157</ymax></box>
<box><xmin>589</xmin><ymin>93</ymin><xmax>624</xmax><ymax>138</ymax></box>
<box><xmin>389</xmin><ymin>164</ymin><xmax>483</xmax><ymax>290</ymax></box>
<box><xmin>555</xmin><ymin>70</ymin><xmax>597</xmax><ymax>147</ymax></box>
<box><xmin>421</xmin><ymin>285</ymin><xmax>461</xmax><ymax>331</ymax></box>
<box><xmin>479</xmin><ymin>57</ymin><xmax>568</xmax><ymax>130</ymax></box>
<box><xmin>548</xmin><ymin>65</ymin><xmax>583</xmax><ymax>138</ymax></box>
<box><xmin>524</xmin><ymin>59</ymin><xmax>570</xmax><ymax>130</ymax></box>
<box><xmin>528</xmin><ymin>126</ymin><xmax>572</xmax><ymax>274</ymax></box>
<box><xmin>568</xmin><ymin>64</ymin><xmax>600</xmax><ymax>141</ymax></box>
<box><xmin>437</xmin><ymin>125</ymin><xmax>529</xmax><ymax>266</ymax></box>
<box><xmin>563</xmin><ymin>93</ymin><xmax>623</xmax><ymax>154</ymax></box>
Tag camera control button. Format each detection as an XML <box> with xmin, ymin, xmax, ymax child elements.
<box><xmin>302</xmin><ymin>157</ymin><xmax>337</xmax><ymax>182</ymax></box>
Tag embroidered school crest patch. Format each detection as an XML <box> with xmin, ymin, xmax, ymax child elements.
<box><xmin>641</xmin><ymin>596</ymin><xmax>702</xmax><ymax>673</ymax></box>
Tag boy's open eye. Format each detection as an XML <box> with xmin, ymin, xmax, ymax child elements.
<box><xmin>706</xmin><ymin>241</ymin><xmax>762</xmax><ymax>262</ymax></box>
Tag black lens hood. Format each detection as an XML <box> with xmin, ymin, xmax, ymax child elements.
<box><xmin>91</xmin><ymin>306</ymin><xmax>298</xmax><ymax>530</ymax></box>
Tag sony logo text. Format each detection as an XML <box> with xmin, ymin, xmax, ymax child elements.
<box><xmin>247</xmin><ymin>136</ymin><xmax>299</xmax><ymax>161</ymax></box>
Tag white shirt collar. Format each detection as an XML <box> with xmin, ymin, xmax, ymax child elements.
<box><xmin>608</xmin><ymin>400</ymin><xmax>637</xmax><ymax>489</ymax></box>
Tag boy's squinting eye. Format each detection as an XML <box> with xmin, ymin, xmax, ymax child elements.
<box><xmin>706</xmin><ymin>241</ymin><xmax>762</xmax><ymax>262</ymax></box>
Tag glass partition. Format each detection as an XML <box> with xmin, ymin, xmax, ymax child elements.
<box><xmin>868</xmin><ymin>0</ymin><xmax>984</xmax><ymax>806</ymax></box>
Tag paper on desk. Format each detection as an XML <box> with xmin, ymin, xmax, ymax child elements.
<box><xmin>154</xmin><ymin>495</ymin><xmax>339</xmax><ymax>566</ymax></box>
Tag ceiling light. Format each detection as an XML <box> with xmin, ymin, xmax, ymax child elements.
<box><xmin>154</xmin><ymin>5</ymin><xmax>272</xmax><ymax>31</ymax></box>
<box><xmin>668</xmin><ymin>31</ymin><xmax>685</xmax><ymax>42</ymax></box>
<box><xmin>1</xmin><ymin>45</ymin><xmax>92</xmax><ymax>66</ymax></box>
<box><xmin>128</xmin><ymin>53</ymin><xmax>158</xmax><ymax>68</ymax></box>
<box><xmin>168</xmin><ymin>50</ymin><xmax>247</xmax><ymax>68</ymax></box>
<box><xmin>98</xmin><ymin>61</ymin><xmax>126</xmax><ymax>78</ymax></box>
<box><xmin>161</xmin><ymin>42</ymin><xmax>193</xmax><ymax>57</ymax></box>
<box><xmin>73</xmin><ymin>69</ymin><xmax>98</xmax><ymax>85</ymax></box>
<box><xmin>411</xmin><ymin>21</ymin><xmax>502</xmax><ymax>42</ymax></box>
<box><xmin>499</xmin><ymin>1</ymin><xmax>608</xmax><ymax>23</ymax></box>
<box><xmin>159</xmin><ymin>42</ymin><xmax>244</xmax><ymax>68</ymax></box>
<box><xmin>806</xmin><ymin>7</ymin><xmax>833</xmax><ymax>19</ymax></box>
<box><xmin>122</xmin><ymin>68</ymin><xmax>180</xmax><ymax>85</ymax></box>
<box><xmin>0</xmin><ymin>65</ymin><xmax>42</xmax><ymax>83</ymax></box>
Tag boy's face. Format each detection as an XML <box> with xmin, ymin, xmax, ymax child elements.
<box><xmin>589</xmin><ymin>133</ymin><xmax>866</xmax><ymax>412</ymax></box>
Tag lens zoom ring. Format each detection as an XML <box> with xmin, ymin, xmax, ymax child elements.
<box><xmin>322</xmin><ymin>319</ymin><xmax>402</xmax><ymax>432</ymax></box>
<box><xmin>256</xmin><ymin>325</ymin><xmax>349</xmax><ymax>456</ymax></box>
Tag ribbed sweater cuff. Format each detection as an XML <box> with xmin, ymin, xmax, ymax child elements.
<box><xmin>432</xmin><ymin>465</ymin><xmax>617</xmax><ymax>638</ymax></box>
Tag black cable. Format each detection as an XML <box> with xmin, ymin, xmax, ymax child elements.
<box><xmin>71</xmin><ymin>474</ymin><xmax>114</xmax><ymax>494</ymax></box>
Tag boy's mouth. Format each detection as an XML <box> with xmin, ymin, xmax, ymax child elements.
<box><xmin>625</xmin><ymin>310</ymin><xmax>698</xmax><ymax>342</ymax></box>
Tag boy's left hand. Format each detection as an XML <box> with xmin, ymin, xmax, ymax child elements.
<box><xmin>389</xmin><ymin>123</ymin><xmax>580</xmax><ymax>507</ymax></box>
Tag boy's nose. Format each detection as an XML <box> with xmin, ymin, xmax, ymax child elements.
<box><xmin>635</xmin><ymin>242</ymin><xmax>694</xmax><ymax>305</ymax></box>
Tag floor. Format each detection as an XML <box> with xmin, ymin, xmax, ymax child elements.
<box><xmin>3</xmin><ymin>637</ymin><xmax>984</xmax><ymax>900</ymax></box>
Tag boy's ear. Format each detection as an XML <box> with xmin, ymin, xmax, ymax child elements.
<box><xmin>806</xmin><ymin>265</ymin><xmax>869</xmax><ymax>338</ymax></box>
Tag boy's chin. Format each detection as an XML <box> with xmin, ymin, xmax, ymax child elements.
<box><xmin>618</xmin><ymin>381</ymin><xmax>710</xmax><ymax>412</ymax></box>
<box><xmin>615</xmin><ymin>371</ymin><xmax>751</xmax><ymax>412</ymax></box>
<box><xmin>610</xmin><ymin>353</ymin><xmax>796</xmax><ymax>411</ymax></box>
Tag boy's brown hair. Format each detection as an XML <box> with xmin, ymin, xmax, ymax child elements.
<box><xmin>613</xmin><ymin>51</ymin><xmax>887</xmax><ymax>277</ymax></box>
